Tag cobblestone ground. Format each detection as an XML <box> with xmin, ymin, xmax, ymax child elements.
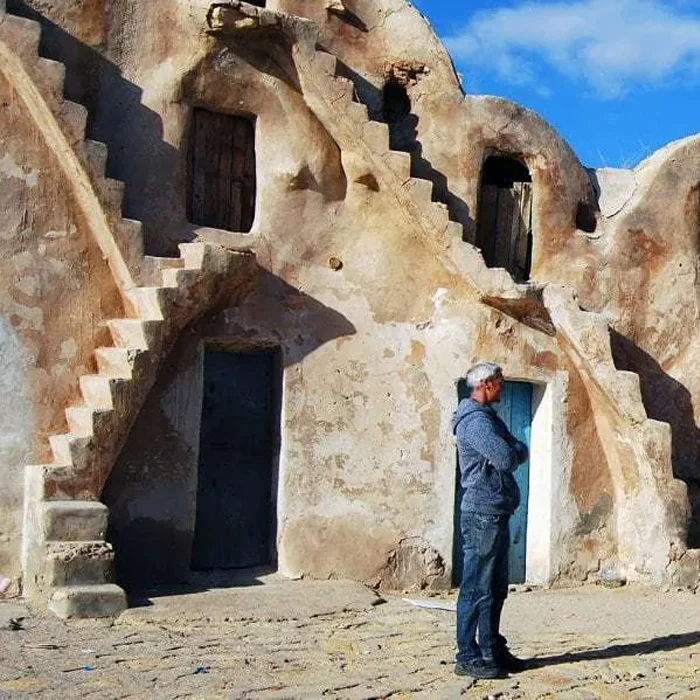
<box><xmin>1</xmin><ymin>580</ymin><xmax>700</xmax><ymax>699</ymax></box>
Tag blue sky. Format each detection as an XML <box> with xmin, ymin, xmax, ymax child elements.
<box><xmin>412</xmin><ymin>0</ymin><xmax>700</xmax><ymax>168</ymax></box>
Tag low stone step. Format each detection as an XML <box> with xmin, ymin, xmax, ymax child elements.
<box><xmin>84</xmin><ymin>139</ymin><xmax>108</xmax><ymax>182</ymax></box>
<box><xmin>124</xmin><ymin>285</ymin><xmax>179</xmax><ymax>322</ymax></box>
<box><xmin>383</xmin><ymin>150</ymin><xmax>412</xmax><ymax>180</ymax></box>
<box><xmin>314</xmin><ymin>50</ymin><xmax>337</xmax><ymax>76</ymax></box>
<box><xmin>64</xmin><ymin>406</ymin><xmax>113</xmax><ymax>438</ymax></box>
<box><xmin>363</xmin><ymin>121</ymin><xmax>390</xmax><ymax>152</ymax></box>
<box><xmin>179</xmin><ymin>242</ymin><xmax>209</xmax><ymax>269</ymax></box>
<box><xmin>107</xmin><ymin>318</ymin><xmax>163</xmax><ymax>351</ymax></box>
<box><xmin>141</xmin><ymin>255</ymin><xmax>185</xmax><ymax>286</ymax></box>
<box><xmin>0</xmin><ymin>14</ymin><xmax>41</xmax><ymax>63</ymax></box>
<box><xmin>42</xmin><ymin>502</ymin><xmax>108</xmax><ymax>542</ymax></box>
<box><xmin>49</xmin><ymin>583</ymin><xmax>127</xmax><ymax>619</ymax></box>
<box><xmin>56</xmin><ymin>100</ymin><xmax>88</xmax><ymax>148</ymax></box>
<box><xmin>48</xmin><ymin>434</ymin><xmax>92</xmax><ymax>471</ymax></box>
<box><xmin>34</xmin><ymin>57</ymin><xmax>66</xmax><ymax>104</ymax></box>
<box><xmin>46</xmin><ymin>541</ymin><xmax>114</xmax><ymax>587</ymax></box>
<box><xmin>93</xmin><ymin>346</ymin><xmax>148</xmax><ymax>377</ymax></box>
<box><xmin>79</xmin><ymin>374</ymin><xmax>131</xmax><ymax>411</ymax></box>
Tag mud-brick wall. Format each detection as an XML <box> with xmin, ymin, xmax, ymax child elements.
<box><xmin>0</xmin><ymin>69</ymin><xmax>124</xmax><ymax>582</ymax></box>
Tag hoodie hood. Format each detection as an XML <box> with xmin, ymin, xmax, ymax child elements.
<box><xmin>452</xmin><ymin>398</ymin><xmax>494</xmax><ymax>434</ymax></box>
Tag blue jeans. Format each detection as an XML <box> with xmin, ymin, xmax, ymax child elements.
<box><xmin>456</xmin><ymin>511</ymin><xmax>510</xmax><ymax>663</ymax></box>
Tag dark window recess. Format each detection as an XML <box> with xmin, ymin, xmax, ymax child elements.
<box><xmin>247</xmin><ymin>0</ymin><xmax>266</xmax><ymax>5</ymax></box>
<box><xmin>576</xmin><ymin>200</ymin><xmax>597</xmax><ymax>233</ymax></box>
<box><xmin>476</xmin><ymin>155</ymin><xmax>533</xmax><ymax>282</ymax></box>
<box><xmin>382</xmin><ymin>78</ymin><xmax>411</xmax><ymax>124</ymax></box>
<box><xmin>188</xmin><ymin>108</ymin><xmax>256</xmax><ymax>233</ymax></box>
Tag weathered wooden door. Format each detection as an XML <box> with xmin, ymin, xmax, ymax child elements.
<box><xmin>453</xmin><ymin>381</ymin><xmax>532</xmax><ymax>585</ymax></box>
<box><xmin>191</xmin><ymin>350</ymin><xmax>279</xmax><ymax>570</ymax></box>
<box><xmin>478</xmin><ymin>180</ymin><xmax>533</xmax><ymax>282</ymax></box>
<box><xmin>189</xmin><ymin>109</ymin><xmax>256</xmax><ymax>233</ymax></box>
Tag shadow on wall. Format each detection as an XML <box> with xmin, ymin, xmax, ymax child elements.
<box><xmin>333</xmin><ymin>58</ymin><xmax>474</xmax><ymax>236</ymax></box>
<box><xmin>8</xmin><ymin>1</ymin><xmax>183</xmax><ymax>256</ymax></box>
<box><xmin>103</xmin><ymin>268</ymin><xmax>357</xmax><ymax>592</ymax></box>
<box><xmin>610</xmin><ymin>330</ymin><xmax>700</xmax><ymax>546</ymax></box>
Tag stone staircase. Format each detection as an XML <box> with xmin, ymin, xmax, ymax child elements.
<box><xmin>543</xmin><ymin>285</ymin><xmax>694</xmax><ymax>582</ymax></box>
<box><xmin>207</xmin><ymin>1</ymin><xmax>553</xmax><ymax>334</ymax></box>
<box><xmin>0</xmin><ymin>1</ymin><xmax>257</xmax><ymax>616</ymax></box>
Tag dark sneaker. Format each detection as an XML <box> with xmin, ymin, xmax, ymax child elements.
<box><xmin>495</xmin><ymin>646</ymin><xmax>527</xmax><ymax>673</ymax></box>
<box><xmin>454</xmin><ymin>657</ymin><xmax>502</xmax><ymax>679</ymax></box>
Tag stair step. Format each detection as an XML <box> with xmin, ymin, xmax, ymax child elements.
<box><xmin>79</xmin><ymin>374</ymin><xmax>131</xmax><ymax>411</ymax></box>
<box><xmin>35</xmin><ymin>57</ymin><xmax>66</xmax><ymax>103</ymax></box>
<box><xmin>94</xmin><ymin>346</ymin><xmax>147</xmax><ymax>377</ymax></box>
<box><xmin>141</xmin><ymin>255</ymin><xmax>185</xmax><ymax>286</ymax></box>
<box><xmin>179</xmin><ymin>242</ymin><xmax>209</xmax><ymax>270</ymax></box>
<box><xmin>94</xmin><ymin>177</ymin><xmax>126</xmax><ymax>215</ymax></box>
<box><xmin>49</xmin><ymin>583</ymin><xmax>127</xmax><ymax>619</ymax></box>
<box><xmin>347</xmin><ymin>101</ymin><xmax>368</xmax><ymax>123</ymax></box>
<box><xmin>107</xmin><ymin>318</ymin><xmax>163</xmax><ymax>350</ymax></box>
<box><xmin>64</xmin><ymin>406</ymin><xmax>113</xmax><ymax>438</ymax></box>
<box><xmin>47</xmin><ymin>541</ymin><xmax>114</xmax><ymax>587</ymax></box>
<box><xmin>42</xmin><ymin>502</ymin><xmax>108</xmax><ymax>542</ymax></box>
<box><xmin>85</xmin><ymin>139</ymin><xmax>108</xmax><ymax>181</ymax></box>
<box><xmin>124</xmin><ymin>285</ymin><xmax>178</xmax><ymax>321</ymax></box>
<box><xmin>363</xmin><ymin>121</ymin><xmax>390</xmax><ymax>152</ymax></box>
<box><xmin>383</xmin><ymin>151</ymin><xmax>412</xmax><ymax>180</ymax></box>
<box><xmin>314</xmin><ymin>50</ymin><xmax>337</xmax><ymax>76</ymax></box>
<box><xmin>56</xmin><ymin>100</ymin><xmax>88</xmax><ymax>147</ymax></box>
<box><xmin>161</xmin><ymin>266</ymin><xmax>201</xmax><ymax>289</ymax></box>
<box><xmin>48</xmin><ymin>434</ymin><xmax>93</xmax><ymax>471</ymax></box>
<box><xmin>1</xmin><ymin>14</ymin><xmax>41</xmax><ymax>62</ymax></box>
<box><xmin>406</xmin><ymin>177</ymin><xmax>434</xmax><ymax>202</ymax></box>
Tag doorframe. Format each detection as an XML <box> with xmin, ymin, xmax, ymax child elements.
<box><xmin>194</xmin><ymin>340</ymin><xmax>283</xmax><ymax>569</ymax></box>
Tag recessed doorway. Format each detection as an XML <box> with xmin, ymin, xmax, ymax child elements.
<box><xmin>453</xmin><ymin>380</ymin><xmax>533</xmax><ymax>585</ymax></box>
<box><xmin>477</xmin><ymin>155</ymin><xmax>533</xmax><ymax>282</ymax></box>
<box><xmin>191</xmin><ymin>349</ymin><xmax>281</xmax><ymax>570</ymax></box>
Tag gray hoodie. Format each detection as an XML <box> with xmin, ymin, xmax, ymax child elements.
<box><xmin>452</xmin><ymin>398</ymin><xmax>528</xmax><ymax>515</ymax></box>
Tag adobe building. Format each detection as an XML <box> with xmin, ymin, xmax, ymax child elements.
<box><xmin>1</xmin><ymin>0</ymin><xmax>699</xmax><ymax>617</ymax></box>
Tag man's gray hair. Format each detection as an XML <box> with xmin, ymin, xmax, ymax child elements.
<box><xmin>466</xmin><ymin>361</ymin><xmax>503</xmax><ymax>391</ymax></box>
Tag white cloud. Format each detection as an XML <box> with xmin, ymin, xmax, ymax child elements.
<box><xmin>445</xmin><ymin>0</ymin><xmax>700</xmax><ymax>98</ymax></box>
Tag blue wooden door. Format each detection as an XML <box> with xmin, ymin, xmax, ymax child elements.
<box><xmin>453</xmin><ymin>381</ymin><xmax>532</xmax><ymax>585</ymax></box>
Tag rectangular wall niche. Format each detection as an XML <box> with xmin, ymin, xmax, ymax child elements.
<box><xmin>188</xmin><ymin>108</ymin><xmax>256</xmax><ymax>233</ymax></box>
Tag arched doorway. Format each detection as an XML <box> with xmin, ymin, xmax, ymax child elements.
<box><xmin>477</xmin><ymin>155</ymin><xmax>533</xmax><ymax>282</ymax></box>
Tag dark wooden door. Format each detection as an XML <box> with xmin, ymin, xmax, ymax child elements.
<box><xmin>191</xmin><ymin>350</ymin><xmax>278</xmax><ymax>570</ymax></box>
<box><xmin>453</xmin><ymin>381</ymin><xmax>532</xmax><ymax>585</ymax></box>
<box><xmin>189</xmin><ymin>109</ymin><xmax>256</xmax><ymax>233</ymax></box>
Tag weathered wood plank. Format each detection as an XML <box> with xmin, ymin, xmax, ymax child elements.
<box><xmin>494</xmin><ymin>187</ymin><xmax>514</xmax><ymax>268</ymax></box>
<box><xmin>478</xmin><ymin>185</ymin><xmax>499</xmax><ymax>266</ymax></box>
<box><xmin>514</xmin><ymin>182</ymin><xmax>533</xmax><ymax>280</ymax></box>
<box><xmin>189</xmin><ymin>109</ymin><xmax>256</xmax><ymax>233</ymax></box>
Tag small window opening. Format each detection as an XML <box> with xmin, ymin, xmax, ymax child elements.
<box><xmin>247</xmin><ymin>0</ymin><xmax>266</xmax><ymax>6</ymax></box>
<box><xmin>576</xmin><ymin>200</ymin><xmax>597</xmax><ymax>234</ymax></box>
<box><xmin>188</xmin><ymin>108</ymin><xmax>256</xmax><ymax>233</ymax></box>
<box><xmin>382</xmin><ymin>78</ymin><xmax>411</xmax><ymax>124</ymax></box>
<box><xmin>477</xmin><ymin>155</ymin><xmax>533</xmax><ymax>282</ymax></box>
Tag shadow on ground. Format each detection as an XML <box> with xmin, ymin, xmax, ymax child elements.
<box><xmin>528</xmin><ymin>630</ymin><xmax>700</xmax><ymax>668</ymax></box>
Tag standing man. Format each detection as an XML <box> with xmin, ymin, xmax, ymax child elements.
<box><xmin>452</xmin><ymin>361</ymin><xmax>528</xmax><ymax>679</ymax></box>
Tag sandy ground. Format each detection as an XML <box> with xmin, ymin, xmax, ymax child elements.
<box><xmin>1</xmin><ymin>578</ymin><xmax>700</xmax><ymax>698</ymax></box>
